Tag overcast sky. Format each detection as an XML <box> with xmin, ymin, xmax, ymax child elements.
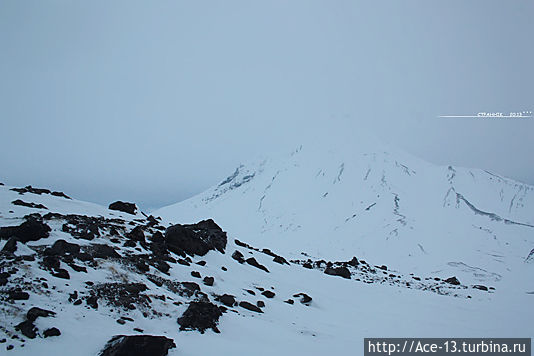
<box><xmin>1</xmin><ymin>0</ymin><xmax>533</xmax><ymax>211</ymax></box>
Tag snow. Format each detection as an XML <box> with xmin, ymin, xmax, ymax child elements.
<box><xmin>1</xmin><ymin>135</ymin><xmax>533</xmax><ymax>355</ymax></box>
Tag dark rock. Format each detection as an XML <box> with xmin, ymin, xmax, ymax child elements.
<box><xmin>177</xmin><ymin>259</ymin><xmax>190</xmax><ymax>266</ymax></box>
<box><xmin>117</xmin><ymin>319</ymin><xmax>126</xmax><ymax>325</ymax></box>
<box><xmin>0</xmin><ymin>216</ymin><xmax>51</xmax><ymax>242</ymax></box>
<box><xmin>324</xmin><ymin>266</ymin><xmax>351</xmax><ymax>279</ymax></box>
<box><xmin>245</xmin><ymin>257</ymin><xmax>269</xmax><ymax>272</ymax></box>
<box><xmin>7</xmin><ymin>345</ymin><xmax>14</xmax><ymax>350</ymax></box>
<box><xmin>473</xmin><ymin>285</ymin><xmax>488</xmax><ymax>291</ymax></box>
<box><xmin>51</xmin><ymin>191</ymin><xmax>71</xmax><ymax>199</ymax></box>
<box><xmin>191</xmin><ymin>271</ymin><xmax>201</xmax><ymax>278</ymax></box>
<box><xmin>203</xmin><ymin>276</ymin><xmax>214</xmax><ymax>286</ymax></box>
<box><xmin>284</xmin><ymin>299</ymin><xmax>294</xmax><ymax>305</ymax></box>
<box><xmin>221</xmin><ymin>266</ymin><xmax>227</xmax><ymax>271</ymax></box>
<box><xmin>293</xmin><ymin>293</ymin><xmax>312</xmax><ymax>305</ymax></box>
<box><xmin>273</xmin><ymin>255</ymin><xmax>289</xmax><ymax>265</ymax></box>
<box><xmin>302</xmin><ymin>262</ymin><xmax>313</xmax><ymax>269</ymax></box>
<box><xmin>444</xmin><ymin>276</ymin><xmax>460</xmax><ymax>285</ymax></box>
<box><xmin>52</xmin><ymin>268</ymin><xmax>70</xmax><ymax>279</ymax></box>
<box><xmin>377</xmin><ymin>265</ymin><xmax>387</xmax><ymax>270</ymax></box>
<box><xmin>8</xmin><ymin>290</ymin><xmax>29</xmax><ymax>300</ymax></box>
<box><xmin>86</xmin><ymin>295</ymin><xmax>99</xmax><ymax>309</ymax></box>
<box><xmin>15</xmin><ymin>320</ymin><xmax>37</xmax><ymax>339</ymax></box>
<box><xmin>43</xmin><ymin>327</ymin><xmax>61</xmax><ymax>337</ymax></box>
<box><xmin>127</xmin><ymin>226</ymin><xmax>145</xmax><ymax>244</ymax></box>
<box><xmin>216</xmin><ymin>294</ymin><xmax>235</xmax><ymax>307</ymax></box>
<box><xmin>0</xmin><ymin>338</ymin><xmax>5</xmax><ymax>343</ymax></box>
<box><xmin>232</xmin><ymin>250</ymin><xmax>245</xmax><ymax>263</ymax></box>
<box><xmin>348</xmin><ymin>257</ymin><xmax>359</xmax><ymax>266</ymax></box>
<box><xmin>256</xmin><ymin>301</ymin><xmax>265</xmax><ymax>308</ymax></box>
<box><xmin>124</xmin><ymin>240</ymin><xmax>136</xmax><ymax>248</ymax></box>
<box><xmin>11</xmin><ymin>200</ymin><xmax>48</xmax><ymax>210</ymax></box>
<box><xmin>27</xmin><ymin>307</ymin><xmax>55</xmax><ymax>322</ymax></box>
<box><xmin>109</xmin><ymin>201</ymin><xmax>137</xmax><ymax>215</ymax></box>
<box><xmin>245</xmin><ymin>289</ymin><xmax>255</xmax><ymax>295</ymax></box>
<box><xmin>99</xmin><ymin>335</ymin><xmax>176</xmax><ymax>356</ymax></box>
<box><xmin>42</xmin><ymin>255</ymin><xmax>61</xmax><ymax>270</ymax></box>
<box><xmin>196</xmin><ymin>260</ymin><xmax>206</xmax><ymax>266</ymax></box>
<box><xmin>178</xmin><ymin>301</ymin><xmax>223</xmax><ymax>333</ymax></box>
<box><xmin>165</xmin><ymin>220</ymin><xmax>227</xmax><ymax>257</ymax></box>
<box><xmin>86</xmin><ymin>244</ymin><xmax>121</xmax><ymax>259</ymax></box>
<box><xmin>261</xmin><ymin>290</ymin><xmax>275</xmax><ymax>298</ymax></box>
<box><xmin>11</xmin><ymin>185</ymin><xmax>51</xmax><ymax>195</ymax></box>
<box><xmin>238</xmin><ymin>301</ymin><xmax>263</xmax><ymax>313</ymax></box>
<box><xmin>45</xmin><ymin>239</ymin><xmax>81</xmax><ymax>256</ymax></box>
<box><xmin>1</xmin><ymin>237</ymin><xmax>17</xmax><ymax>254</ymax></box>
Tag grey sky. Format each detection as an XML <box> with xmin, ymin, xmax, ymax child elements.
<box><xmin>1</xmin><ymin>0</ymin><xmax>533</xmax><ymax>211</ymax></box>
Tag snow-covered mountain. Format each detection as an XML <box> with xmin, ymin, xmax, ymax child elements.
<box><xmin>1</xmin><ymin>134</ymin><xmax>533</xmax><ymax>355</ymax></box>
<box><xmin>156</xmin><ymin>134</ymin><xmax>534</xmax><ymax>286</ymax></box>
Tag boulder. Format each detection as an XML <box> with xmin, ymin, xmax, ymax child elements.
<box><xmin>99</xmin><ymin>335</ymin><xmax>176</xmax><ymax>356</ymax></box>
<box><xmin>165</xmin><ymin>220</ymin><xmax>227</xmax><ymax>257</ymax></box>
<box><xmin>177</xmin><ymin>301</ymin><xmax>223</xmax><ymax>333</ymax></box>
<box><xmin>324</xmin><ymin>266</ymin><xmax>351</xmax><ymax>279</ymax></box>
<box><xmin>109</xmin><ymin>201</ymin><xmax>137</xmax><ymax>215</ymax></box>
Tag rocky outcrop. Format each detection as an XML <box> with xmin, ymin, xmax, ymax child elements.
<box><xmin>165</xmin><ymin>219</ymin><xmax>227</xmax><ymax>257</ymax></box>
<box><xmin>99</xmin><ymin>335</ymin><xmax>176</xmax><ymax>356</ymax></box>
<box><xmin>109</xmin><ymin>201</ymin><xmax>137</xmax><ymax>215</ymax></box>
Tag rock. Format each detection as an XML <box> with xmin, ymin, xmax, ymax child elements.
<box><xmin>0</xmin><ymin>275</ymin><xmax>7</xmax><ymax>287</ymax></box>
<box><xmin>216</xmin><ymin>294</ymin><xmax>236</xmax><ymax>307</ymax></box>
<box><xmin>302</xmin><ymin>262</ymin><xmax>313</xmax><ymax>269</ymax></box>
<box><xmin>43</xmin><ymin>327</ymin><xmax>61</xmax><ymax>337</ymax></box>
<box><xmin>117</xmin><ymin>319</ymin><xmax>126</xmax><ymax>325</ymax></box>
<box><xmin>99</xmin><ymin>335</ymin><xmax>176</xmax><ymax>356</ymax></box>
<box><xmin>108</xmin><ymin>201</ymin><xmax>137</xmax><ymax>215</ymax></box>
<box><xmin>1</xmin><ymin>237</ymin><xmax>17</xmax><ymax>254</ymax></box>
<box><xmin>273</xmin><ymin>255</ymin><xmax>289</xmax><ymax>265</ymax></box>
<box><xmin>348</xmin><ymin>257</ymin><xmax>359</xmax><ymax>266</ymax></box>
<box><xmin>177</xmin><ymin>301</ymin><xmax>223</xmax><ymax>333</ymax></box>
<box><xmin>11</xmin><ymin>200</ymin><xmax>48</xmax><ymax>210</ymax></box>
<box><xmin>256</xmin><ymin>301</ymin><xmax>265</xmax><ymax>308</ymax></box>
<box><xmin>293</xmin><ymin>293</ymin><xmax>312</xmax><ymax>305</ymax></box>
<box><xmin>7</xmin><ymin>345</ymin><xmax>14</xmax><ymax>350</ymax></box>
<box><xmin>232</xmin><ymin>250</ymin><xmax>245</xmax><ymax>263</ymax></box>
<box><xmin>203</xmin><ymin>276</ymin><xmax>214</xmax><ymax>286</ymax></box>
<box><xmin>52</xmin><ymin>268</ymin><xmax>70</xmax><ymax>279</ymax></box>
<box><xmin>8</xmin><ymin>289</ymin><xmax>29</xmax><ymax>300</ymax></box>
<box><xmin>473</xmin><ymin>284</ymin><xmax>488</xmax><ymax>291</ymax></box>
<box><xmin>324</xmin><ymin>266</ymin><xmax>351</xmax><ymax>279</ymax></box>
<box><xmin>238</xmin><ymin>301</ymin><xmax>263</xmax><ymax>313</ymax></box>
<box><xmin>86</xmin><ymin>244</ymin><xmax>121</xmax><ymax>259</ymax></box>
<box><xmin>261</xmin><ymin>290</ymin><xmax>275</xmax><ymax>298</ymax></box>
<box><xmin>15</xmin><ymin>320</ymin><xmax>37</xmax><ymax>339</ymax></box>
<box><xmin>377</xmin><ymin>265</ymin><xmax>387</xmax><ymax>270</ymax></box>
<box><xmin>444</xmin><ymin>276</ymin><xmax>460</xmax><ymax>285</ymax></box>
<box><xmin>51</xmin><ymin>191</ymin><xmax>71</xmax><ymax>199</ymax></box>
<box><xmin>127</xmin><ymin>226</ymin><xmax>146</xmax><ymax>244</ymax></box>
<box><xmin>45</xmin><ymin>239</ymin><xmax>81</xmax><ymax>256</ymax></box>
<box><xmin>284</xmin><ymin>299</ymin><xmax>294</xmax><ymax>305</ymax></box>
<box><xmin>0</xmin><ymin>216</ymin><xmax>51</xmax><ymax>242</ymax></box>
<box><xmin>191</xmin><ymin>271</ymin><xmax>201</xmax><ymax>278</ymax></box>
<box><xmin>245</xmin><ymin>257</ymin><xmax>269</xmax><ymax>272</ymax></box>
<box><xmin>86</xmin><ymin>295</ymin><xmax>99</xmax><ymax>309</ymax></box>
<box><xmin>165</xmin><ymin>219</ymin><xmax>227</xmax><ymax>257</ymax></box>
<box><xmin>27</xmin><ymin>307</ymin><xmax>55</xmax><ymax>322</ymax></box>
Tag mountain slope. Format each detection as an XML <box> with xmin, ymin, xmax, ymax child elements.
<box><xmin>1</xmin><ymin>132</ymin><xmax>533</xmax><ymax>355</ymax></box>
<box><xmin>156</xmin><ymin>136</ymin><xmax>534</xmax><ymax>287</ymax></box>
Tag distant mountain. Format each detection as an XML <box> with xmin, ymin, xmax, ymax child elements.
<box><xmin>156</xmin><ymin>134</ymin><xmax>534</xmax><ymax>285</ymax></box>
